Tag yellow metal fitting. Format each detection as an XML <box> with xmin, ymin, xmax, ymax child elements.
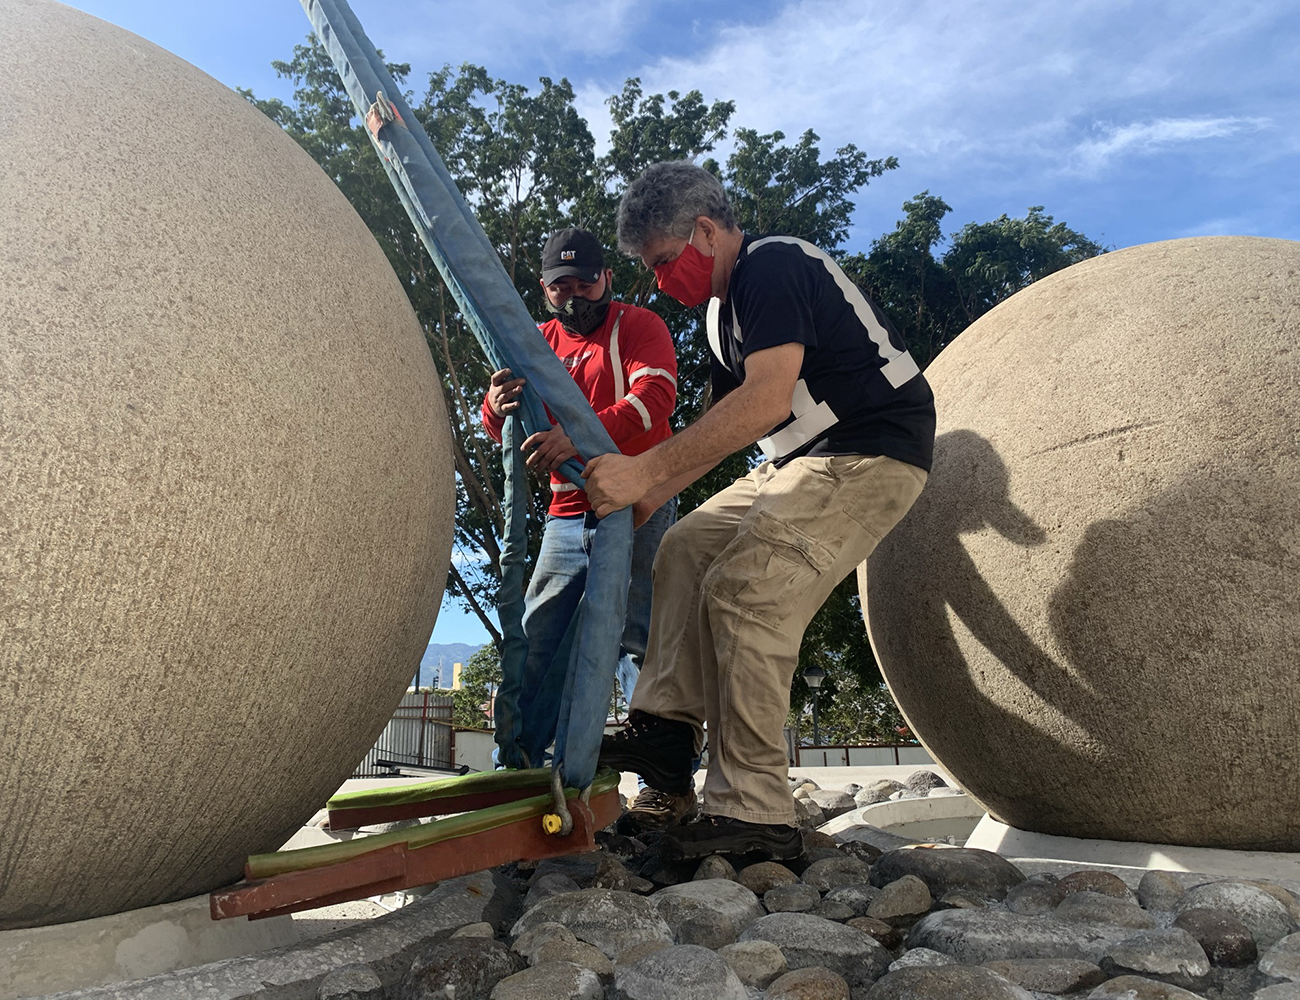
<box><xmin>541</xmin><ymin>813</ymin><xmax>563</xmax><ymax>835</ymax></box>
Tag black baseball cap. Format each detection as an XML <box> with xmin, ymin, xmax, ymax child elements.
<box><xmin>542</xmin><ymin>227</ymin><xmax>605</xmax><ymax>285</ymax></box>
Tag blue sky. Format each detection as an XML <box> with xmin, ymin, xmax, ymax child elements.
<box><xmin>65</xmin><ymin>0</ymin><xmax>1299</xmax><ymax>645</ymax></box>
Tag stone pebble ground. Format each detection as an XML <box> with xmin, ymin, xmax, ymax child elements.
<box><xmin>316</xmin><ymin>772</ymin><xmax>1300</xmax><ymax>1000</ymax></box>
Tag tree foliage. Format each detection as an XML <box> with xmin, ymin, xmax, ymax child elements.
<box><xmin>843</xmin><ymin>193</ymin><xmax>1105</xmax><ymax>367</ymax></box>
<box><xmin>242</xmin><ymin>41</ymin><xmax>1101</xmax><ymax>735</ymax></box>
<box><xmin>450</xmin><ymin>643</ymin><xmax>503</xmax><ymax>730</ymax></box>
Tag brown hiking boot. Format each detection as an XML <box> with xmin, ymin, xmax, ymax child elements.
<box><xmin>621</xmin><ymin>786</ymin><xmax>699</xmax><ymax>833</ymax></box>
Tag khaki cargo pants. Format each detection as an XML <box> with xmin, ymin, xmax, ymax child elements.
<box><xmin>629</xmin><ymin>454</ymin><xmax>927</xmax><ymax>825</ymax></box>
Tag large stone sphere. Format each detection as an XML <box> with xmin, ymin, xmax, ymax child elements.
<box><xmin>0</xmin><ymin>0</ymin><xmax>454</xmax><ymax>927</ymax></box>
<box><xmin>866</xmin><ymin>237</ymin><xmax>1300</xmax><ymax>850</ymax></box>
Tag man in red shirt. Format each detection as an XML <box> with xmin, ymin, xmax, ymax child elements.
<box><xmin>481</xmin><ymin>228</ymin><xmax>687</xmax><ymax>827</ymax></box>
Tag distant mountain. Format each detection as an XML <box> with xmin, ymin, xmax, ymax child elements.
<box><xmin>415</xmin><ymin>642</ymin><xmax>483</xmax><ymax>689</ymax></box>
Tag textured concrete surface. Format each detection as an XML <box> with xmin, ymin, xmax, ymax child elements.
<box><xmin>34</xmin><ymin>872</ymin><xmax>520</xmax><ymax>1000</ymax></box>
<box><xmin>865</xmin><ymin>236</ymin><xmax>1300</xmax><ymax>849</ymax></box>
<box><xmin>0</xmin><ymin>895</ymin><xmax>300</xmax><ymax>1000</ymax></box>
<box><xmin>968</xmin><ymin>815</ymin><xmax>1300</xmax><ymax>882</ymax></box>
<box><xmin>0</xmin><ymin>0</ymin><xmax>454</xmax><ymax>927</ymax></box>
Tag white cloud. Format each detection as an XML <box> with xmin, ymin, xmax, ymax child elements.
<box><xmin>571</xmin><ymin>0</ymin><xmax>1292</xmax><ymax>178</ymax></box>
<box><xmin>1071</xmin><ymin>117</ymin><xmax>1271</xmax><ymax>173</ymax></box>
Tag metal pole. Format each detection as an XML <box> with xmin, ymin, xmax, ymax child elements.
<box><xmin>812</xmin><ymin>690</ymin><xmax>821</xmax><ymax>747</ymax></box>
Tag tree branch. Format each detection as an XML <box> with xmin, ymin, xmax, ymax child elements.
<box><xmin>448</xmin><ymin>562</ymin><xmax>501</xmax><ymax>645</ymax></box>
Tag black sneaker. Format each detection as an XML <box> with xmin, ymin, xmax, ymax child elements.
<box><xmin>599</xmin><ymin>710</ymin><xmax>695</xmax><ymax>794</ymax></box>
<box><xmin>621</xmin><ymin>786</ymin><xmax>699</xmax><ymax>833</ymax></box>
<box><xmin>660</xmin><ymin>815</ymin><xmax>802</xmax><ymax>861</ymax></box>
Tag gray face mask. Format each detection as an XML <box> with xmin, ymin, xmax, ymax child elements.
<box><xmin>546</xmin><ymin>282</ymin><xmax>612</xmax><ymax>336</ymax></box>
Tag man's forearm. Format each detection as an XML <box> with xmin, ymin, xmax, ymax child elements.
<box><xmin>639</xmin><ymin>379</ymin><xmax>785</xmax><ymax>490</ymax></box>
<box><xmin>641</xmin><ymin>461</ymin><xmax>719</xmax><ymax>511</ymax></box>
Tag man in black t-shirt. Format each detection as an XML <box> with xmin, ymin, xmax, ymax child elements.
<box><xmin>585</xmin><ymin>161</ymin><xmax>935</xmax><ymax>860</ymax></box>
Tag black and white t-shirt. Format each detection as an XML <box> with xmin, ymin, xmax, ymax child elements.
<box><xmin>708</xmin><ymin>234</ymin><xmax>936</xmax><ymax>472</ymax></box>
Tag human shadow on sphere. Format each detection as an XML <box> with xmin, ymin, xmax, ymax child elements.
<box><xmin>1046</xmin><ymin>467</ymin><xmax>1300</xmax><ymax>849</ymax></box>
<box><xmin>866</xmin><ymin>430</ymin><xmax>1106</xmax><ymax>833</ymax></box>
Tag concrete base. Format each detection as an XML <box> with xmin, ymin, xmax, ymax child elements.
<box><xmin>821</xmin><ymin>792</ymin><xmax>986</xmax><ymax>844</ymax></box>
<box><xmin>0</xmin><ymin>895</ymin><xmax>299</xmax><ymax>1000</ymax></box>
<box><xmin>18</xmin><ymin>871</ymin><xmax>517</xmax><ymax>1000</ymax></box>
<box><xmin>967</xmin><ymin>813</ymin><xmax>1300</xmax><ymax>881</ymax></box>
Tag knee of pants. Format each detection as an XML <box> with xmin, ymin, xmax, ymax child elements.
<box><xmin>652</xmin><ymin>516</ymin><xmax>722</xmax><ymax>580</ymax></box>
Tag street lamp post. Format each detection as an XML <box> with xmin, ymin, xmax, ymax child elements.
<box><xmin>802</xmin><ymin>665</ymin><xmax>826</xmax><ymax>747</ymax></box>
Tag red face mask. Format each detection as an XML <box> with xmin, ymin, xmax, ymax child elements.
<box><xmin>654</xmin><ymin>234</ymin><xmax>715</xmax><ymax>307</ymax></box>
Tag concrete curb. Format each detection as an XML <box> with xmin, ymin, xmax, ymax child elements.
<box><xmin>34</xmin><ymin>871</ymin><xmax>520</xmax><ymax>1000</ymax></box>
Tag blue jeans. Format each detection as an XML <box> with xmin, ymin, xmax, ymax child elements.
<box><xmin>512</xmin><ymin>497</ymin><xmax>677</xmax><ymax>765</ymax></box>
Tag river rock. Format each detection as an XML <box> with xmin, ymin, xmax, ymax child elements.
<box><xmin>1058</xmin><ymin>871</ymin><xmax>1134</xmax><ymax>900</ymax></box>
<box><xmin>804</xmin><ymin>830</ymin><xmax>839</xmax><ymax>850</ymax></box>
<box><xmin>1056</xmin><ymin>891</ymin><xmax>1156</xmax><ymax>929</ymax></box>
<box><xmin>1255</xmin><ymin>984</ymin><xmax>1300</xmax><ymax>1000</ymax></box>
<box><xmin>1099</xmin><ymin>927</ymin><xmax>1210</xmax><ymax>990</ymax></box>
<box><xmin>1172</xmin><ymin>907</ymin><xmax>1257</xmax><ymax>966</ymax></box>
<box><xmin>612</xmin><ymin>944</ymin><xmax>746</xmax><ymax>1000</ymax></box>
<box><xmin>693</xmin><ymin>855</ymin><xmax>739</xmax><ymax>882</ymax></box>
<box><xmin>982</xmin><ymin>957</ymin><xmax>1106</xmax><ymax>994</ymax></box>
<box><xmin>533</xmin><ymin>939</ymin><xmax>615</xmax><ymax>981</ymax></box>
<box><xmin>1246</xmin><ymin>882</ymin><xmax>1300</xmax><ymax>923</ymax></box>
<box><xmin>907</xmin><ymin>909</ymin><xmax>1125</xmax><ymax>963</ymax></box>
<box><xmin>653</xmin><ymin>879</ymin><xmax>765</xmax><ymax>948</ymax></box>
<box><xmin>841</xmin><ymin>841</ymin><xmax>885</xmax><ymax>864</ymax></box>
<box><xmin>848</xmin><ymin>916</ymin><xmax>905</xmax><ymax>950</ymax></box>
<box><xmin>1176</xmin><ymin>881</ymin><xmax>1298</xmax><ymax>949</ymax></box>
<box><xmin>857</xmin><ymin>780</ymin><xmax>904</xmax><ymax>805</ymax></box>
<box><xmin>318</xmin><ymin>964</ymin><xmax>383</xmax><ymax>1000</ymax></box>
<box><xmin>868</xmin><ymin>875</ymin><xmax>933</xmax><ymax>925</ymax></box>
<box><xmin>811</xmin><ymin>899</ymin><xmax>858</xmax><ymax>922</ymax></box>
<box><xmin>903</xmin><ymin>771</ymin><xmax>948</xmax><ymax>794</ymax></box>
<box><xmin>810</xmin><ymin>790</ymin><xmax>858</xmax><ymax>819</ymax></box>
<box><xmin>1139</xmin><ymin>871</ymin><xmax>1187</xmax><ymax>912</ymax></box>
<box><xmin>397</xmin><ymin>938</ymin><xmax>526</xmax><ymax>1000</ymax></box>
<box><xmin>616</xmin><ymin>940</ymin><xmax>671</xmax><ymax>966</ymax></box>
<box><xmin>767</xmin><ymin>883</ymin><xmax>824</xmax><ymax>913</ymax></box>
<box><xmin>1260</xmin><ymin>931</ymin><xmax>1300</xmax><ymax>980</ymax></box>
<box><xmin>512</xmin><ymin>921</ymin><xmax>577</xmax><ymax>961</ymax></box>
<box><xmin>1006</xmin><ymin>880</ymin><xmax>1067</xmax><ymax>916</ymax></box>
<box><xmin>453</xmin><ymin>922</ymin><xmax>496</xmax><ymax>939</ymax></box>
<box><xmin>592</xmin><ymin>855</ymin><xmax>635</xmax><ymax>891</ymax></box>
<box><xmin>888</xmin><ymin>947</ymin><xmax>957</xmax><ymax>971</ymax></box>
<box><xmin>530</xmin><ymin>856</ymin><xmax>600</xmax><ymax>887</ymax></box>
<box><xmin>740</xmin><ymin>862</ymin><xmax>800</xmax><ymax>895</ymax></box>
<box><xmin>718</xmin><ymin>939</ymin><xmax>789</xmax><ymax>988</ymax></box>
<box><xmin>489</xmin><ymin>961</ymin><xmax>603</xmax><ymax>1000</ymax></box>
<box><xmin>871</xmin><ymin>848</ymin><xmax>1026</xmax><ymax>902</ymax></box>
<box><xmin>767</xmin><ymin>966</ymin><xmax>852</xmax><ymax>1000</ymax></box>
<box><xmin>740</xmin><ymin>912</ymin><xmax>891</xmax><ymax>990</ymax></box>
<box><xmin>805</xmin><ymin>856</ymin><xmax>875</xmax><ymax>892</ymax></box>
<box><xmin>865</xmin><ymin>965</ymin><xmax>1035</xmax><ymax>999</ymax></box>
<box><xmin>512</xmin><ymin>889</ymin><xmax>673</xmax><ymax>960</ymax></box>
<box><xmin>804</xmin><ymin>847</ymin><xmax>852</xmax><ymax>868</ymax></box>
<box><xmin>797</xmin><ymin>799</ymin><xmax>828</xmax><ymax>828</ymax></box>
<box><xmin>1086</xmin><ymin>975</ymin><xmax>1209</xmax><ymax>998</ymax></box>
<box><xmin>526</xmin><ymin>874</ymin><xmax>582</xmax><ymax>910</ymax></box>
<box><xmin>826</xmin><ymin>883</ymin><xmax>881</xmax><ymax>916</ymax></box>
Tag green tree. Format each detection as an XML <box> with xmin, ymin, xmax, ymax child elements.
<box><xmin>452</xmin><ymin>643</ymin><xmax>503</xmax><ymax>729</ymax></box>
<box><xmin>844</xmin><ymin>195</ymin><xmax>1104</xmax><ymax>367</ymax></box>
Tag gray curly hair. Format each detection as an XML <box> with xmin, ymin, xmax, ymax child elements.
<box><xmin>617</xmin><ymin>161</ymin><xmax>737</xmax><ymax>256</ymax></box>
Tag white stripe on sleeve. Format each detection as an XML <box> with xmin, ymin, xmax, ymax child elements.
<box><xmin>625</xmin><ymin>393</ymin><xmax>652</xmax><ymax>431</ymax></box>
<box><xmin>628</xmin><ymin>367</ymin><xmax>678</xmax><ymax>387</ymax></box>
<box><xmin>608</xmin><ymin>313</ymin><xmax>625</xmax><ymax>400</ymax></box>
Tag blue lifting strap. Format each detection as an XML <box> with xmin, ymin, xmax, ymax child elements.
<box><xmin>301</xmin><ymin>0</ymin><xmax>632</xmax><ymax>791</ymax></box>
